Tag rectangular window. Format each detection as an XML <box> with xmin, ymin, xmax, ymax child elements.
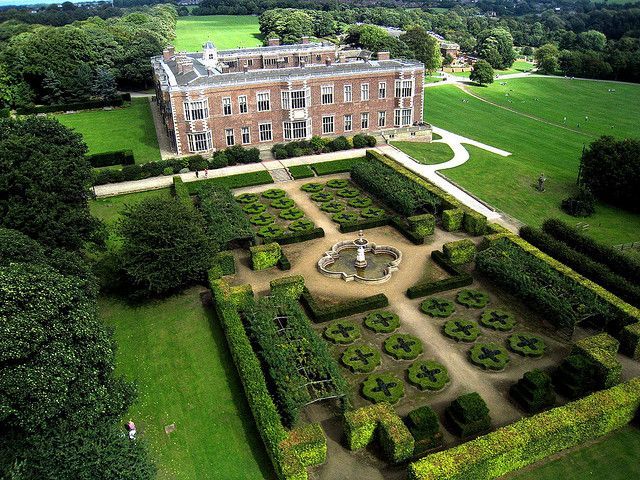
<box><xmin>361</xmin><ymin>83</ymin><xmax>369</xmax><ymax>101</ymax></box>
<box><xmin>225</xmin><ymin>128</ymin><xmax>234</xmax><ymax>146</ymax></box>
<box><xmin>378</xmin><ymin>111</ymin><xmax>386</xmax><ymax>127</ymax></box>
<box><xmin>183</xmin><ymin>99</ymin><xmax>209</xmax><ymax>121</ymax></box>
<box><xmin>257</xmin><ymin>92</ymin><xmax>270</xmax><ymax>112</ymax></box>
<box><xmin>187</xmin><ymin>131</ymin><xmax>212</xmax><ymax>152</ymax></box>
<box><xmin>259</xmin><ymin>122</ymin><xmax>272</xmax><ymax>142</ymax></box>
<box><xmin>283</xmin><ymin>121</ymin><xmax>308</xmax><ymax>140</ymax></box>
<box><xmin>241</xmin><ymin>126</ymin><xmax>250</xmax><ymax>144</ymax></box>
<box><xmin>247</xmin><ymin>59</ymin><xmax>253</xmax><ymax>66</ymax></box>
<box><xmin>378</xmin><ymin>81</ymin><xmax>387</xmax><ymax>99</ymax></box>
<box><xmin>321</xmin><ymin>85</ymin><xmax>334</xmax><ymax>105</ymax></box>
<box><xmin>281</xmin><ymin>90</ymin><xmax>307</xmax><ymax>109</ymax></box>
<box><xmin>395</xmin><ymin>79</ymin><xmax>414</xmax><ymax>98</ymax></box>
<box><xmin>322</xmin><ymin>115</ymin><xmax>334</xmax><ymax>134</ymax></box>
<box><xmin>222</xmin><ymin>97</ymin><xmax>232</xmax><ymax>116</ymax></box>
<box><xmin>344</xmin><ymin>84</ymin><xmax>352</xmax><ymax>103</ymax></box>
<box><xmin>264</xmin><ymin>58</ymin><xmax>277</xmax><ymax>67</ymax></box>
<box><xmin>238</xmin><ymin>95</ymin><xmax>248</xmax><ymax>114</ymax></box>
<box><xmin>394</xmin><ymin>108</ymin><xmax>413</xmax><ymax>127</ymax></box>
<box><xmin>344</xmin><ymin>114</ymin><xmax>352</xmax><ymax>132</ymax></box>
<box><xmin>361</xmin><ymin>112</ymin><xmax>369</xmax><ymax>129</ymax></box>
<box><xmin>299</xmin><ymin>55</ymin><xmax>309</xmax><ymax>64</ymax></box>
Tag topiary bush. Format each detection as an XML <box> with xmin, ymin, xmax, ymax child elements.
<box><xmin>469</xmin><ymin>343</ymin><xmax>510</xmax><ymax>371</ymax></box>
<box><xmin>249</xmin><ymin>212</ymin><xmax>276</xmax><ymax>226</ymax></box>
<box><xmin>321</xmin><ymin>201</ymin><xmax>345</xmax><ymax>213</ymax></box>
<box><xmin>443</xmin><ymin>239</ymin><xmax>476</xmax><ymax>265</ymax></box>
<box><xmin>301</xmin><ymin>183</ymin><xmax>324</xmax><ymax>193</ymax></box>
<box><xmin>348</xmin><ymin>196</ymin><xmax>373</xmax><ymax>208</ymax></box>
<box><xmin>324</xmin><ymin>319</ymin><xmax>361</xmax><ymax>344</ymax></box>
<box><xmin>341</xmin><ymin>344</ymin><xmax>381</xmax><ymax>373</ymax></box>
<box><xmin>288</xmin><ymin>218</ymin><xmax>314</xmax><ymax>232</ymax></box>
<box><xmin>270</xmin><ymin>275</ymin><xmax>305</xmax><ymax>300</ymax></box>
<box><xmin>257</xmin><ymin>224</ymin><xmax>285</xmax><ymax>239</ymax></box>
<box><xmin>364</xmin><ymin>311</ymin><xmax>400</xmax><ymax>334</ymax></box>
<box><xmin>442</xmin><ymin>208</ymin><xmax>464</xmax><ymax>231</ymax></box>
<box><xmin>509</xmin><ymin>369</ymin><xmax>556</xmax><ymax>413</ymax></box>
<box><xmin>361</xmin><ymin>374</ymin><xmax>405</xmax><ymax>404</ymax></box>
<box><xmin>235</xmin><ymin>192</ymin><xmax>259</xmax><ymax>204</ymax></box>
<box><xmin>360</xmin><ymin>207</ymin><xmax>386</xmax><ymax>218</ymax></box>
<box><xmin>407</xmin><ymin>360</ymin><xmax>449</xmax><ymax>391</ymax></box>
<box><xmin>456</xmin><ymin>289</ymin><xmax>489</xmax><ymax>308</ymax></box>
<box><xmin>384</xmin><ymin>334</ymin><xmax>423</xmax><ymax>360</ymax></box>
<box><xmin>326</xmin><ymin>179</ymin><xmax>349</xmax><ymax>189</ymax></box>
<box><xmin>243</xmin><ymin>202</ymin><xmax>267</xmax><ymax>214</ymax></box>
<box><xmin>270</xmin><ymin>197</ymin><xmax>295</xmax><ymax>209</ymax></box>
<box><xmin>443</xmin><ymin>319</ymin><xmax>481</xmax><ymax>342</ymax></box>
<box><xmin>332</xmin><ymin>211</ymin><xmax>359</xmax><ymax>224</ymax></box>
<box><xmin>420</xmin><ymin>298</ymin><xmax>455</xmax><ymax>318</ymax></box>
<box><xmin>508</xmin><ymin>333</ymin><xmax>546</xmax><ymax>357</ymax></box>
<box><xmin>406</xmin><ymin>405</ymin><xmax>442</xmax><ymax>453</ymax></box>
<box><xmin>463</xmin><ymin>211</ymin><xmax>487</xmax><ymax>236</ymax></box>
<box><xmin>480</xmin><ymin>308</ymin><xmax>516</xmax><ymax>331</ymax></box>
<box><xmin>279</xmin><ymin>208</ymin><xmax>304</xmax><ymax>221</ymax></box>
<box><xmin>337</xmin><ymin>187</ymin><xmax>360</xmax><ymax>198</ymax></box>
<box><xmin>261</xmin><ymin>188</ymin><xmax>286</xmax><ymax>199</ymax></box>
<box><xmin>249</xmin><ymin>242</ymin><xmax>282</xmax><ymax>270</ymax></box>
<box><xmin>444</xmin><ymin>392</ymin><xmax>491</xmax><ymax>438</ymax></box>
<box><xmin>310</xmin><ymin>191</ymin><xmax>333</xmax><ymax>202</ymax></box>
<box><xmin>408</xmin><ymin>214</ymin><xmax>435</xmax><ymax>237</ymax></box>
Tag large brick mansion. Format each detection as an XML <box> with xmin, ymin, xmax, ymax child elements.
<box><xmin>151</xmin><ymin>39</ymin><xmax>427</xmax><ymax>155</ymax></box>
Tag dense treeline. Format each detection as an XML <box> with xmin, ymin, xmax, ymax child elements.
<box><xmin>0</xmin><ymin>4</ymin><xmax>176</xmax><ymax>108</ymax></box>
<box><xmin>0</xmin><ymin>3</ymin><xmax>123</xmax><ymax>27</ymax></box>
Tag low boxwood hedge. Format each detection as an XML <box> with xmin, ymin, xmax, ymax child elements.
<box><xmin>279</xmin><ymin>208</ymin><xmax>304</xmax><ymax>220</ymax></box>
<box><xmin>406</xmin><ymin>251</ymin><xmax>473</xmax><ymax>299</ymax></box>
<box><xmin>348</xmin><ymin>196</ymin><xmax>372</xmax><ymax>208</ymax></box>
<box><xmin>341</xmin><ymin>344</ymin><xmax>381</xmax><ymax>373</ymax></box>
<box><xmin>301</xmin><ymin>288</ymin><xmax>389</xmax><ymax>323</ymax></box>
<box><xmin>407</xmin><ymin>360</ymin><xmax>449</xmax><ymax>391</ymax></box>
<box><xmin>249</xmin><ymin>242</ymin><xmax>281</xmax><ymax>270</ymax></box>
<box><xmin>288</xmin><ymin>218</ymin><xmax>315</xmax><ymax>232</ymax></box>
<box><xmin>443</xmin><ymin>319</ymin><xmax>480</xmax><ymax>342</ymax></box>
<box><xmin>320</xmin><ymin>201</ymin><xmax>344</xmax><ymax>213</ymax></box>
<box><xmin>337</xmin><ymin>187</ymin><xmax>360</xmax><ymax>198</ymax></box>
<box><xmin>509</xmin><ymin>369</ymin><xmax>556</xmax><ymax>413</ymax></box>
<box><xmin>262</xmin><ymin>188</ymin><xmax>286</xmax><ymax>199</ymax></box>
<box><xmin>469</xmin><ymin>343</ymin><xmax>510</xmax><ymax>371</ymax></box>
<box><xmin>420</xmin><ymin>298</ymin><xmax>455</xmax><ymax>318</ymax></box>
<box><xmin>406</xmin><ymin>405</ymin><xmax>443</xmax><ymax>453</ymax></box>
<box><xmin>326</xmin><ymin>179</ymin><xmax>349</xmax><ymax>189</ymax></box>
<box><xmin>364</xmin><ymin>311</ymin><xmax>400</xmax><ymax>333</ymax></box>
<box><xmin>257</xmin><ymin>224</ymin><xmax>286</xmax><ymax>239</ymax></box>
<box><xmin>362</xmin><ymin>373</ymin><xmax>405</xmax><ymax>404</ymax></box>
<box><xmin>271</xmin><ymin>227</ymin><xmax>325</xmax><ymax>246</ymax></box>
<box><xmin>384</xmin><ymin>334</ymin><xmax>423</xmax><ymax>360</ymax></box>
<box><xmin>479</xmin><ymin>309</ymin><xmax>516</xmax><ymax>331</ymax></box>
<box><xmin>310</xmin><ymin>191</ymin><xmax>333</xmax><ymax>202</ymax></box>
<box><xmin>271</xmin><ymin>198</ymin><xmax>295</xmax><ymax>209</ymax></box>
<box><xmin>508</xmin><ymin>333</ymin><xmax>546</xmax><ymax>357</ymax></box>
<box><xmin>301</xmin><ymin>182</ymin><xmax>324</xmax><ymax>193</ymax></box>
<box><xmin>332</xmin><ymin>211</ymin><xmax>359</xmax><ymax>224</ymax></box>
<box><xmin>324</xmin><ymin>319</ymin><xmax>361</xmax><ymax>344</ymax></box>
<box><xmin>236</xmin><ymin>192</ymin><xmax>259</xmax><ymax>204</ymax></box>
<box><xmin>288</xmin><ymin>164</ymin><xmax>315</xmax><ymax>179</ymax></box>
<box><xmin>444</xmin><ymin>392</ymin><xmax>491</xmax><ymax>439</ymax></box>
<box><xmin>408</xmin><ymin>213</ymin><xmax>435</xmax><ymax>237</ymax></box>
<box><xmin>456</xmin><ymin>289</ymin><xmax>489</xmax><ymax>308</ymax></box>
<box><xmin>243</xmin><ymin>202</ymin><xmax>267</xmax><ymax>214</ymax></box>
<box><xmin>270</xmin><ymin>275</ymin><xmax>305</xmax><ymax>300</ymax></box>
<box><xmin>360</xmin><ymin>207</ymin><xmax>386</xmax><ymax>219</ymax></box>
<box><xmin>250</xmin><ymin>212</ymin><xmax>276</xmax><ymax>226</ymax></box>
<box><xmin>338</xmin><ymin>216</ymin><xmax>391</xmax><ymax>233</ymax></box>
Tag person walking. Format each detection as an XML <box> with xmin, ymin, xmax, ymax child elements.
<box><xmin>204</xmin><ymin>168</ymin><xmax>208</xmax><ymax>178</ymax></box>
<box><xmin>195</xmin><ymin>170</ymin><xmax>199</xmax><ymax>178</ymax></box>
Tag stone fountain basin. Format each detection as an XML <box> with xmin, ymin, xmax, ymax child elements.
<box><xmin>318</xmin><ymin>240</ymin><xmax>402</xmax><ymax>284</ymax></box>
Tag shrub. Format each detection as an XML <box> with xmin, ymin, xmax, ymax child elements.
<box><xmin>250</xmin><ymin>242</ymin><xmax>282</xmax><ymax>270</ymax></box>
<box><xmin>469</xmin><ymin>343</ymin><xmax>510</xmax><ymax>371</ymax></box>
<box><xmin>324</xmin><ymin>320</ymin><xmax>362</xmax><ymax>344</ymax></box>
<box><xmin>384</xmin><ymin>334</ymin><xmax>423</xmax><ymax>360</ymax></box>
<box><xmin>250</xmin><ymin>212</ymin><xmax>276</xmax><ymax>226</ymax></box>
<box><xmin>406</xmin><ymin>251</ymin><xmax>473</xmax><ymax>299</ymax></box>
<box><xmin>270</xmin><ymin>198</ymin><xmax>295</xmax><ymax>209</ymax></box>
<box><xmin>87</xmin><ymin>149</ymin><xmax>134</xmax><ymax>168</ymax></box>
<box><xmin>420</xmin><ymin>298</ymin><xmax>455</xmax><ymax>318</ymax></box>
<box><xmin>444</xmin><ymin>392</ymin><xmax>491</xmax><ymax>438</ymax></box>
<box><xmin>352</xmin><ymin>134</ymin><xmax>368</xmax><ymax>148</ymax></box>
<box><xmin>301</xmin><ymin>288</ymin><xmax>389</xmax><ymax>323</ymax></box>
<box><xmin>479</xmin><ymin>309</ymin><xmax>516</xmax><ymax>331</ymax></box>
<box><xmin>300</xmin><ymin>182</ymin><xmax>324</xmax><ymax>193</ymax></box>
<box><xmin>328</xmin><ymin>136</ymin><xmax>350</xmax><ymax>151</ymax></box>
<box><xmin>443</xmin><ymin>239</ymin><xmax>475</xmax><ymax>265</ymax></box>
<box><xmin>226</xmin><ymin>145</ymin><xmax>260</xmax><ymax>165</ymax></box>
<box><xmin>270</xmin><ymin>275</ymin><xmax>305</xmax><ymax>300</ymax></box>
<box><xmin>362</xmin><ymin>374</ymin><xmax>405</xmax><ymax>404</ymax></box>
<box><xmin>509</xmin><ymin>369</ymin><xmax>556</xmax><ymax>413</ymax></box>
<box><xmin>310</xmin><ymin>191</ymin><xmax>333</xmax><ymax>202</ymax></box>
<box><xmin>197</xmin><ymin>185</ymin><xmax>254</xmax><ymax>250</ymax></box>
<box><xmin>172</xmin><ymin>176</ymin><xmax>191</xmax><ymax>208</ymax></box>
<box><xmin>443</xmin><ymin>319</ymin><xmax>480</xmax><ymax>342</ymax></box>
<box><xmin>336</xmin><ymin>186</ymin><xmax>360</xmax><ymax>198</ymax></box>
<box><xmin>277</xmin><ymin>253</ymin><xmax>291</xmax><ymax>271</ymax></box>
<box><xmin>406</xmin><ymin>405</ymin><xmax>442</xmax><ymax>453</ymax></box>
<box><xmin>364</xmin><ymin>311</ymin><xmax>400</xmax><ymax>333</ymax></box>
<box><xmin>311</xmin><ymin>158</ymin><xmax>364</xmax><ymax>175</ymax></box>
<box><xmin>463</xmin><ymin>211</ymin><xmax>487</xmax><ymax>236</ymax></box>
<box><xmin>408</xmin><ymin>214</ymin><xmax>435</xmax><ymax>236</ymax></box>
<box><xmin>243</xmin><ymin>203</ymin><xmax>267</xmax><ymax>214</ymax></box>
<box><xmin>360</xmin><ymin>207</ymin><xmax>386</xmax><ymax>218</ymax></box>
<box><xmin>561</xmin><ymin>186</ymin><xmax>595</xmax><ymax>217</ymax></box>
<box><xmin>288</xmin><ymin>165</ymin><xmax>315</xmax><ymax>179</ymax></box>
<box><xmin>162</xmin><ymin>167</ymin><xmax>173</xmax><ymax>176</ymax></box>
<box><xmin>209</xmin><ymin>151</ymin><xmax>228</xmax><ymax>169</ymax></box>
<box><xmin>288</xmin><ymin>219</ymin><xmax>314</xmax><ymax>232</ymax></box>
<box><xmin>442</xmin><ymin>209</ymin><xmax>464</xmax><ymax>231</ymax></box>
<box><xmin>257</xmin><ymin>224</ymin><xmax>285</xmax><ymax>239</ymax></box>
<box><xmin>208</xmin><ymin>250</ymin><xmax>235</xmax><ymax>279</ymax></box>
<box><xmin>341</xmin><ymin>344</ymin><xmax>381</xmax><ymax>373</ymax></box>
<box><xmin>185</xmin><ymin>154</ymin><xmax>207</xmax><ymax>171</ymax></box>
<box><xmin>279</xmin><ymin>208</ymin><xmax>304</xmax><ymax>221</ymax></box>
<box><xmin>332</xmin><ymin>211</ymin><xmax>359</xmax><ymax>224</ymax></box>
<box><xmin>508</xmin><ymin>333</ymin><xmax>546</xmax><ymax>357</ymax></box>
<box><xmin>320</xmin><ymin>201</ymin><xmax>344</xmax><ymax>213</ymax></box>
<box><xmin>326</xmin><ymin>179</ymin><xmax>349</xmax><ymax>188</ymax></box>
<box><xmin>456</xmin><ymin>289</ymin><xmax>489</xmax><ymax>308</ymax></box>
<box><xmin>236</xmin><ymin>192</ymin><xmax>259</xmax><ymax>204</ymax></box>
<box><xmin>271</xmin><ymin>144</ymin><xmax>289</xmax><ymax>159</ymax></box>
<box><xmin>407</xmin><ymin>360</ymin><xmax>449</xmax><ymax>391</ymax></box>
<box><xmin>348</xmin><ymin>196</ymin><xmax>372</xmax><ymax>208</ymax></box>
<box><xmin>16</xmin><ymin>97</ymin><xmax>125</xmax><ymax>115</ymax></box>
<box><xmin>262</xmin><ymin>188</ymin><xmax>286</xmax><ymax>199</ymax></box>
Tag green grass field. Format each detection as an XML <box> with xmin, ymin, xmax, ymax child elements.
<box><xmin>511</xmin><ymin>426</ymin><xmax>640</xmax><ymax>480</ymax></box>
<box><xmin>391</xmin><ymin>141</ymin><xmax>453</xmax><ymax>165</ymax></box>
<box><xmin>56</xmin><ymin>98</ymin><xmax>161</xmax><ymax>164</ymax></box>
<box><xmin>423</xmin><ymin>79</ymin><xmax>640</xmax><ymax>245</ymax></box>
<box><xmin>100</xmin><ymin>290</ymin><xmax>271</xmax><ymax>480</ymax></box>
<box><xmin>452</xmin><ymin>60</ymin><xmax>535</xmax><ymax>78</ymax></box>
<box><xmin>175</xmin><ymin>15</ymin><xmax>262</xmax><ymax>51</ymax></box>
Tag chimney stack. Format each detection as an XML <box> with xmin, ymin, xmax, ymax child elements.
<box><xmin>301</xmin><ymin>36</ymin><xmax>310</xmax><ymax>44</ymax></box>
<box><xmin>163</xmin><ymin>45</ymin><xmax>175</xmax><ymax>62</ymax></box>
<box><xmin>377</xmin><ymin>51</ymin><xmax>390</xmax><ymax>61</ymax></box>
<box><xmin>268</xmin><ymin>38</ymin><xmax>280</xmax><ymax>47</ymax></box>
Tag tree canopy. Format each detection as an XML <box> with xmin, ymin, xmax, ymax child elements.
<box><xmin>400</xmin><ymin>26</ymin><xmax>442</xmax><ymax>72</ymax></box>
<box><xmin>470</xmin><ymin>59</ymin><xmax>495</xmax><ymax>85</ymax></box>
<box><xmin>476</xmin><ymin>28</ymin><xmax>515</xmax><ymax>70</ymax></box>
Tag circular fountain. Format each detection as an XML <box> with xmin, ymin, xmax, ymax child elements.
<box><xmin>318</xmin><ymin>231</ymin><xmax>402</xmax><ymax>284</ymax></box>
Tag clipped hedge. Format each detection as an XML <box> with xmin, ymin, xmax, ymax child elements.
<box><xmin>408</xmin><ymin>213</ymin><xmax>435</xmax><ymax>236</ymax></box>
<box><xmin>407</xmin><ymin>360</ymin><xmax>449</xmax><ymax>391</ymax></box>
<box><xmin>406</xmin><ymin>405</ymin><xmax>443</xmax><ymax>454</ymax></box>
<box><xmin>311</xmin><ymin>158</ymin><xmax>365</xmax><ymax>176</ymax></box>
<box><xmin>88</xmin><ymin>149</ymin><xmax>134</xmax><ymax>168</ymax></box>
<box><xmin>270</xmin><ymin>275</ymin><xmax>305</xmax><ymax>300</ymax></box>
<box><xmin>444</xmin><ymin>392</ymin><xmax>491</xmax><ymax>438</ymax></box>
<box><xmin>301</xmin><ymin>288</ymin><xmax>389</xmax><ymax>323</ymax></box>
<box><xmin>186</xmin><ymin>171</ymin><xmax>273</xmax><ymax>194</ymax></box>
<box><xmin>341</xmin><ymin>344</ymin><xmax>381</xmax><ymax>373</ymax></box>
<box><xmin>463</xmin><ymin>211</ymin><xmax>487</xmax><ymax>236</ymax></box>
<box><xmin>408</xmin><ymin>378</ymin><xmax>640</xmax><ymax>480</ymax></box>
<box><xmin>324</xmin><ymin>320</ymin><xmax>361</xmax><ymax>344</ymax></box>
<box><xmin>406</xmin><ymin>250</ymin><xmax>473</xmax><ymax>299</ymax></box>
<box><xmin>362</xmin><ymin>373</ymin><xmax>405</xmax><ymax>404</ymax></box>
<box><xmin>443</xmin><ymin>239</ymin><xmax>475</xmax><ymax>265</ymax></box>
<box><xmin>384</xmin><ymin>334</ymin><xmax>423</xmax><ymax>360</ymax></box>
<box><xmin>172</xmin><ymin>176</ymin><xmax>192</xmax><ymax>209</ymax></box>
<box><xmin>271</xmin><ymin>227</ymin><xmax>325</xmax><ymax>246</ymax></box>
<box><xmin>250</xmin><ymin>242</ymin><xmax>282</xmax><ymax>270</ymax></box>
<box><xmin>208</xmin><ymin>251</ymin><xmax>235</xmax><ymax>279</ymax></box>
<box><xmin>442</xmin><ymin>209</ymin><xmax>464</xmax><ymax>232</ymax></box>
<box><xmin>509</xmin><ymin>369</ymin><xmax>556</xmax><ymax>413</ymax></box>
<box><xmin>288</xmin><ymin>164</ymin><xmax>315</xmax><ymax>179</ymax></box>
<box><xmin>338</xmin><ymin>215</ymin><xmax>391</xmax><ymax>233</ymax></box>
<box><xmin>16</xmin><ymin>95</ymin><xmax>126</xmax><ymax>115</ymax></box>
<box><xmin>344</xmin><ymin>403</ymin><xmax>414</xmax><ymax>463</ymax></box>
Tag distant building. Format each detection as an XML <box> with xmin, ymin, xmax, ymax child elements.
<box><xmin>151</xmin><ymin>39</ymin><xmax>427</xmax><ymax>155</ymax></box>
<box><xmin>426</xmin><ymin>31</ymin><xmax>460</xmax><ymax>59</ymax></box>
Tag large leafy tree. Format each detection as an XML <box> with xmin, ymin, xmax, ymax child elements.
<box><xmin>0</xmin><ymin>116</ymin><xmax>100</xmax><ymax>250</ymax></box>
<box><xmin>476</xmin><ymin>28</ymin><xmax>516</xmax><ymax>70</ymax></box>
<box><xmin>400</xmin><ymin>26</ymin><xmax>442</xmax><ymax>72</ymax></box>
<box><xmin>118</xmin><ymin>196</ymin><xmax>214</xmax><ymax>296</ymax></box>
<box><xmin>470</xmin><ymin>59</ymin><xmax>494</xmax><ymax>86</ymax></box>
<box><xmin>534</xmin><ymin>43</ymin><xmax>560</xmax><ymax>74</ymax></box>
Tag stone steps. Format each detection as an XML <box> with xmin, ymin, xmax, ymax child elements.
<box><xmin>270</xmin><ymin>168</ymin><xmax>293</xmax><ymax>183</ymax></box>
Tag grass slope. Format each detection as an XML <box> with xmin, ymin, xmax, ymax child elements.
<box><xmin>55</xmin><ymin>98</ymin><xmax>161</xmax><ymax>164</ymax></box>
<box><xmin>175</xmin><ymin>15</ymin><xmax>262</xmax><ymax>51</ymax></box>
<box><xmin>424</xmin><ymin>81</ymin><xmax>640</xmax><ymax>245</ymax></box>
<box><xmin>452</xmin><ymin>60</ymin><xmax>534</xmax><ymax>78</ymax></box>
<box><xmin>511</xmin><ymin>426</ymin><xmax>640</xmax><ymax>480</ymax></box>
<box><xmin>100</xmin><ymin>290</ymin><xmax>271</xmax><ymax>480</ymax></box>
<box><xmin>391</xmin><ymin>141</ymin><xmax>453</xmax><ymax>165</ymax></box>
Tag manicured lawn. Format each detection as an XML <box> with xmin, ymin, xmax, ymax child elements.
<box><xmin>55</xmin><ymin>98</ymin><xmax>161</xmax><ymax>164</ymax></box>
<box><xmin>99</xmin><ymin>290</ymin><xmax>272</xmax><ymax>480</ymax></box>
<box><xmin>452</xmin><ymin>60</ymin><xmax>535</xmax><ymax>78</ymax></box>
<box><xmin>175</xmin><ymin>15</ymin><xmax>262</xmax><ymax>51</ymax></box>
<box><xmin>90</xmin><ymin>188</ymin><xmax>172</xmax><ymax>227</ymax></box>
<box><xmin>510</xmin><ymin>426</ymin><xmax>640</xmax><ymax>480</ymax></box>
<box><xmin>391</xmin><ymin>141</ymin><xmax>453</xmax><ymax>165</ymax></box>
<box><xmin>424</xmin><ymin>82</ymin><xmax>640</xmax><ymax>245</ymax></box>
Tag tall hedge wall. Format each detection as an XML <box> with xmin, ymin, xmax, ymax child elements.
<box><xmin>408</xmin><ymin>377</ymin><xmax>640</xmax><ymax>480</ymax></box>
